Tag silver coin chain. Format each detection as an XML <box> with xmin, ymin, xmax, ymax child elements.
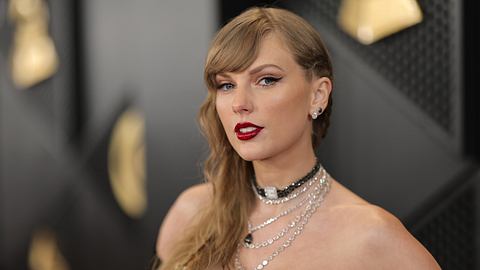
<box><xmin>235</xmin><ymin>171</ymin><xmax>331</xmax><ymax>270</ymax></box>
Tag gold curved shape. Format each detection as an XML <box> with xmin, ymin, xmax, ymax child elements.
<box><xmin>9</xmin><ymin>0</ymin><xmax>58</xmax><ymax>89</ymax></box>
<box><xmin>28</xmin><ymin>229</ymin><xmax>70</xmax><ymax>270</ymax></box>
<box><xmin>108</xmin><ymin>108</ymin><xmax>147</xmax><ymax>219</ymax></box>
<box><xmin>338</xmin><ymin>0</ymin><xmax>423</xmax><ymax>45</ymax></box>
<box><xmin>9</xmin><ymin>0</ymin><xmax>44</xmax><ymax>21</ymax></box>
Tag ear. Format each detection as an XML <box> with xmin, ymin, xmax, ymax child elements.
<box><xmin>310</xmin><ymin>77</ymin><xmax>332</xmax><ymax>114</ymax></box>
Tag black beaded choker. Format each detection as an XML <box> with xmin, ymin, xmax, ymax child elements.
<box><xmin>252</xmin><ymin>159</ymin><xmax>322</xmax><ymax>200</ymax></box>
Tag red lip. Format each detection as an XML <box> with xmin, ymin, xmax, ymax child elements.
<box><xmin>234</xmin><ymin>122</ymin><xmax>264</xmax><ymax>141</ymax></box>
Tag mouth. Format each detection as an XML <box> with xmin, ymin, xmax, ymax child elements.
<box><xmin>234</xmin><ymin>122</ymin><xmax>264</xmax><ymax>141</ymax></box>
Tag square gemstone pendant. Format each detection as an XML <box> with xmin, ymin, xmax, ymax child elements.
<box><xmin>264</xmin><ymin>186</ymin><xmax>278</xmax><ymax>199</ymax></box>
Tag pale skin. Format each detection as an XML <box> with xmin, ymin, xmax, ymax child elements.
<box><xmin>157</xmin><ymin>33</ymin><xmax>441</xmax><ymax>269</ymax></box>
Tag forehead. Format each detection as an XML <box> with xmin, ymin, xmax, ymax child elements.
<box><xmin>217</xmin><ymin>33</ymin><xmax>298</xmax><ymax>77</ymax></box>
<box><xmin>252</xmin><ymin>34</ymin><xmax>296</xmax><ymax>68</ymax></box>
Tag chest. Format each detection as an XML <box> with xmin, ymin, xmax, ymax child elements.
<box><xmin>236</xmin><ymin>225</ymin><xmax>355</xmax><ymax>269</ymax></box>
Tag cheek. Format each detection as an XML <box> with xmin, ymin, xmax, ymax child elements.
<box><xmin>264</xmin><ymin>89</ymin><xmax>309</xmax><ymax>126</ymax></box>
<box><xmin>215</xmin><ymin>97</ymin><xmax>233</xmax><ymax>133</ymax></box>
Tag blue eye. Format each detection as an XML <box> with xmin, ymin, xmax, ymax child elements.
<box><xmin>259</xmin><ymin>77</ymin><xmax>281</xmax><ymax>87</ymax></box>
<box><xmin>217</xmin><ymin>83</ymin><xmax>234</xmax><ymax>91</ymax></box>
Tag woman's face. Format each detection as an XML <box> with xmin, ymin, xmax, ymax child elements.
<box><xmin>214</xmin><ymin>33</ymin><xmax>330</xmax><ymax>161</ymax></box>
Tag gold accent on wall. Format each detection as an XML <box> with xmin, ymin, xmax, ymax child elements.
<box><xmin>338</xmin><ymin>0</ymin><xmax>423</xmax><ymax>45</ymax></box>
<box><xmin>9</xmin><ymin>0</ymin><xmax>59</xmax><ymax>89</ymax></box>
<box><xmin>28</xmin><ymin>229</ymin><xmax>69</xmax><ymax>270</ymax></box>
<box><xmin>108</xmin><ymin>109</ymin><xmax>147</xmax><ymax>219</ymax></box>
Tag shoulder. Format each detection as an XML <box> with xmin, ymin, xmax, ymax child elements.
<box><xmin>319</xmin><ymin>180</ymin><xmax>440</xmax><ymax>269</ymax></box>
<box><xmin>156</xmin><ymin>183</ymin><xmax>213</xmax><ymax>260</ymax></box>
<box><xmin>164</xmin><ymin>183</ymin><xmax>213</xmax><ymax>219</ymax></box>
<box><xmin>329</xmin><ymin>204</ymin><xmax>441</xmax><ymax>269</ymax></box>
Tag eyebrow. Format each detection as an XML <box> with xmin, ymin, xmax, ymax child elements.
<box><xmin>248</xmin><ymin>64</ymin><xmax>285</xmax><ymax>75</ymax></box>
<box><xmin>215</xmin><ymin>64</ymin><xmax>285</xmax><ymax>79</ymax></box>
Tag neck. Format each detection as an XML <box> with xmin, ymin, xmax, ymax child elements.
<box><xmin>252</xmin><ymin>148</ymin><xmax>318</xmax><ymax>189</ymax></box>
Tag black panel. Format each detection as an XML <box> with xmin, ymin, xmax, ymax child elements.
<box><xmin>293</xmin><ymin>0</ymin><xmax>454</xmax><ymax>132</ymax></box>
<box><xmin>463</xmin><ymin>0</ymin><xmax>480</xmax><ymax>160</ymax></box>
<box><xmin>220</xmin><ymin>0</ymin><xmax>284</xmax><ymax>25</ymax></box>
<box><xmin>70</xmin><ymin>0</ymin><xmax>86</xmax><ymax>147</ymax></box>
<box><xmin>412</xmin><ymin>179</ymin><xmax>477</xmax><ymax>269</ymax></box>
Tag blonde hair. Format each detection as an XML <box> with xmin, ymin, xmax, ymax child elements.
<box><xmin>160</xmin><ymin>7</ymin><xmax>333</xmax><ymax>269</ymax></box>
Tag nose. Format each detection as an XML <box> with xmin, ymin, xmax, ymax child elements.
<box><xmin>232</xmin><ymin>86</ymin><xmax>253</xmax><ymax>114</ymax></box>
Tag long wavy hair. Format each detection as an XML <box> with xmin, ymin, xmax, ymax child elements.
<box><xmin>160</xmin><ymin>7</ymin><xmax>333</xmax><ymax>269</ymax></box>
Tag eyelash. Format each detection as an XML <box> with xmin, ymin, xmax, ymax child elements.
<box><xmin>216</xmin><ymin>76</ymin><xmax>282</xmax><ymax>91</ymax></box>
<box><xmin>258</xmin><ymin>76</ymin><xmax>281</xmax><ymax>87</ymax></box>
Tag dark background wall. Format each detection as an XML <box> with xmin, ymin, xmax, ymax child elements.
<box><xmin>1</xmin><ymin>0</ymin><xmax>216</xmax><ymax>269</ymax></box>
<box><xmin>1</xmin><ymin>0</ymin><xmax>479</xmax><ymax>269</ymax></box>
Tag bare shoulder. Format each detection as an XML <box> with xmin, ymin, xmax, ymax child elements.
<box><xmin>328</xmin><ymin>203</ymin><xmax>441</xmax><ymax>269</ymax></box>
<box><xmin>355</xmin><ymin>205</ymin><xmax>440</xmax><ymax>269</ymax></box>
<box><xmin>320</xmin><ymin>180</ymin><xmax>440</xmax><ymax>269</ymax></box>
<box><xmin>156</xmin><ymin>183</ymin><xmax>213</xmax><ymax>260</ymax></box>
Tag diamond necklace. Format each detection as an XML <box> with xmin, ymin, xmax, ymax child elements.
<box><xmin>248</xmin><ymin>173</ymin><xmax>320</xmax><ymax>232</ymax></box>
<box><xmin>245</xmin><ymin>169</ymin><xmax>325</xmax><ymax>244</ymax></box>
<box><xmin>235</xmin><ymin>171</ymin><xmax>331</xmax><ymax>270</ymax></box>
<box><xmin>244</xmin><ymin>176</ymin><xmax>326</xmax><ymax>249</ymax></box>
<box><xmin>255</xmin><ymin>170</ymin><xmax>321</xmax><ymax>205</ymax></box>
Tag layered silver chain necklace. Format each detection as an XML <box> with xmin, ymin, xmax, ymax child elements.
<box><xmin>234</xmin><ymin>166</ymin><xmax>331</xmax><ymax>270</ymax></box>
<box><xmin>248</xmin><ymin>175</ymin><xmax>319</xmax><ymax>233</ymax></box>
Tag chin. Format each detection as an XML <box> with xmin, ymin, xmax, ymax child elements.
<box><xmin>233</xmin><ymin>145</ymin><xmax>272</xmax><ymax>162</ymax></box>
<box><xmin>236</xmin><ymin>153</ymin><xmax>257</xmax><ymax>162</ymax></box>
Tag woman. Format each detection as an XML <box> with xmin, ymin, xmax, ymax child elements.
<box><xmin>155</xmin><ymin>7</ymin><xmax>440</xmax><ymax>270</ymax></box>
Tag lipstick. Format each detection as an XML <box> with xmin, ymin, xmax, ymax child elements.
<box><xmin>234</xmin><ymin>122</ymin><xmax>264</xmax><ymax>141</ymax></box>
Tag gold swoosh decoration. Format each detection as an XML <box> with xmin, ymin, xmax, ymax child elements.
<box><xmin>108</xmin><ymin>108</ymin><xmax>147</xmax><ymax>219</ymax></box>
<box><xmin>28</xmin><ymin>229</ymin><xmax>70</xmax><ymax>270</ymax></box>
<box><xmin>338</xmin><ymin>0</ymin><xmax>423</xmax><ymax>45</ymax></box>
<box><xmin>9</xmin><ymin>0</ymin><xmax>59</xmax><ymax>89</ymax></box>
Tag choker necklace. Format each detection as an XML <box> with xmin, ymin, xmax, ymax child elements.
<box><xmin>252</xmin><ymin>159</ymin><xmax>321</xmax><ymax>200</ymax></box>
<box><xmin>255</xmin><ymin>173</ymin><xmax>317</xmax><ymax>205</ymax></box>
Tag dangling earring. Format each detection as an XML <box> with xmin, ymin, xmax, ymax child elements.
<box><xmin>311</xmin><ymin>108</ymin><xmax>323</xmax><ymax>120</ymax></box>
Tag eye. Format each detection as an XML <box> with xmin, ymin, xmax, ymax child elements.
<box><xmin>217</xmin><ymin>82</ymin><xmax>235</xmax><ymax>92</ymax></box>
<box><xmin>258</xmin><ymin>76</ymin><xmax>281</xmax><ymax>87</ymax></box>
